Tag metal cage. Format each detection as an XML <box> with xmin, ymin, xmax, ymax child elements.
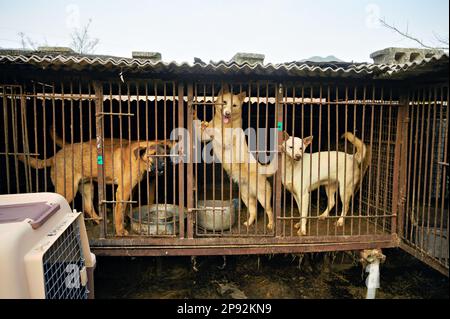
<box><xmin>0</xmin><ymin>51</ymin><xmax>448</xmax><ymax>276</ymax></box>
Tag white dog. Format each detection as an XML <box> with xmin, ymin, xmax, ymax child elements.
<box><xmin>270</xmin><ymin>131</ymin><xmax>370</xmax><ymax>236</ymax></box>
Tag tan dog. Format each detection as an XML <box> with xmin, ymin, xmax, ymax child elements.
<box><xmin>197</xmin><ymin>86</ymin><xmax>274</xmax><ymax>230</ymax></box>
<box><xmin>19</xmin><ymin>132</ymin><xmax>172</xmax><ymax>236</ymax></box>
<box><xmin>269</xmin><ymin>131</ymin><xmax>370</xmax><ymax>236</ymax></box>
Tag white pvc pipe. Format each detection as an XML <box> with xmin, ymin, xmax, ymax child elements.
<box><xmin>365</xmin><ymin>259</ymin><xmax>380</xmax><ymax>299</ymax></box>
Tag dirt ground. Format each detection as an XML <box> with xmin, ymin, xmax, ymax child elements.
<box><xmin>94</xmin><ymin>248</ymin><xmax>449</xmax><ymax>299</ymax></box>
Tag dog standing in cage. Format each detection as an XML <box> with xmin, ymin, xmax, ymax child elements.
<box><xmin>18</xmin><ymin>130</ymin><xmax>173</xmax><ymax>236</ymax></box>
<box><xmin>269</xmin><ymin>131</ymin><xmax>370</xmax><ymax>236</ymax></box>
<box><xmin>196</xmin><ymin>85</ymin><xmax>275</xmax><ymax>231</ymax></box>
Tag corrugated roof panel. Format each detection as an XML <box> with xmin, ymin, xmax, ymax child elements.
<box><xmin>0</xmin><ymin>50</ymin><xmax>448</xmax><ymax>80</ymax></box>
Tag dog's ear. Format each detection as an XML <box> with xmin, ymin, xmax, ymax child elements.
<box><xmin>131</xmin><ymin>142</ymin><xmax>158</xmax><ymax>161</ymax></box>
<box><xmin>282</xmin><ymin>131</ymin><xmax>290</xmax><ymax>141</ymax></box>
<box><xmin>218</xmin><ymin>84</ymin><xmax>230</xmax><ymax>96</ymax></box>
<box><xmin>303</xmin><ymin>136</ymin><xmax>313</xmax><ymax>148</ymax></box>
<box><xmin>238</xmin><ymin>91</ymin><xmax>247</xmax><ymax>101</ymax></box>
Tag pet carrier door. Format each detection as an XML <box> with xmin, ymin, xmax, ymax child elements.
<box><xmin>398</xmin><ymin>85</ymin><xmax>449</xmax><ymax>277</ymax></box>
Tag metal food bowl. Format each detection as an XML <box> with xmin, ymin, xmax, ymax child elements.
<box><xmin>196</xmin><ymin>199</ymin><xmax>237</xmax><ymax>231</ymax></box>
<box><xmin>131</xmin><ymin>204</ymin><xmax>185</xmax><ymax>235</ymax></box>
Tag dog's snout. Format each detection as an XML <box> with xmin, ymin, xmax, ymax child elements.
<box><xmin>294</xmin><ymin>154</ymin><xmax>302</xmax><ymax>161</ymax></box>
<box><xmin>224</xmin><ymin>110</ymin><xmax>231</xmax><ymax>117</ymax></box>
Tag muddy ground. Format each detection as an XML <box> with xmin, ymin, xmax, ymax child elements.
<box><xmin>94</xmin><ymin>249</ymin><xmax>448</xmax><ymax>299</ymax></box>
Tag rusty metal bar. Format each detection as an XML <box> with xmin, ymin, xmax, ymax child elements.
<box><xmin>32</xmin><ymin>84</ymin><xmax>38</xmax><ymax>192</ymax></box>
<box><xmin>419</xmin><ymin>88</ymin><xmax>432</xmax><ymax>250</ymax></box>
<box><xmin>144</xmin><ymin>82</ymin><xmax>150</xmax><ymax>236</ymax></box>
<box><xmin>275</xmin><ymin>83</ymin><xmax>283</xmax><ymax>236</ymax></box>
<box><xmin>187</xmin><ymin>83</ymin><xmax>194</xmax><ymax>239</ymax></box>
<box><xmin>424</xmin><ymin>87</ymin><xmax>437</xmax><ymax>252</ymax></box>
<box><xmin>350</xmin><ymin>86</ymin><xmax>357</xmax><ymax>236</ymax></box>
<box><xmin>93</xmin><ymin>81</ymin><xmax>106</xmax><ymax>239</ymax></box>
<box><xmin>374</xmin><ymin>87</ymin><xmax>383</xmax><ymax>233</ymax></box>
<box><xmin>20</xmin><ymin>91</ymin><xmax>31</xmax><ymax>193</ymax></box>
<box><xmin>92</xmin><ymin>237</ymin><xmax>397</xmax><ymax>257</ymax></box>
<box><xmin>358</xmin><ymin>86</ymin><xmax>367</xmax><ymax>235</ymax></box>
<box><xmin>79</xmin><ymin>82</ymin><xmax>85</xmax><ymax>216</ymax></box>
<box><xmin>414</xmin><ymin>89</ymin><xmax>426</xmax><ymax>249</ymax></box>
<box><xmin>433</xmin><ymin>86</ymin><xmax>446</xmax><ymax>262</ymax></box>
<box><xmin>2</xmin><ymin>86</ymin><xmax>11</xmax><ymax>193</ymax></box>
<box><xmin>382</xmin><ymin>89</ymin><xmax>393</xmax><ymax>233</ymax></box>
<box><xmin>366</xmin><ymin>86</ymin><xmax>375</xmax><ymax>234</ymax></box>
<box><xmin>178</xmin><ymin>83</ymin><xmax>185</xmax><ymax>238</ymax></box>
<box><xmin>51</xmin><ymin>84</ymin><xmax>56</xmax><ymax>194</ymax></box>
<box><xmin>61</xmin><ymin>83</ymin><xmax>67</xmax><ymax>197</ymax></box>
<box><xmin>154</xmin><ymin>81</ymin><xmax>160</xmax><ymax>236</ymax></box>
<box><xmin>393</xmin><ymin>93</ymin><xmax>409</xmax><ymax>238</ymax></box>
<box><xmin>96</xmin><ymin>112</ymin><xmax>134</xmax><ymax>117</ymax></box>
<box><xmin>70</xmin><ymin>83</ymin><xmax>75</xmax><ymax>211</ymax></box>
<box><xmin>10</xmin><ymin>86</ymin><xmax>20</xmax><ymax>193</ymax></box>
<box><xmin>90</xmin><ymin>233</ymin><xmax>397</xmax><ymax>247</ymax></box>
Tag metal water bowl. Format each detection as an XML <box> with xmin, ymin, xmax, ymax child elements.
<box><xmin>196</xmin><ymin>199</ymin><xmax>237</xmax><ymax>231</ymax></box>
<box><xmin>131</xmin><ymin>204</ymin><xmax>185</xmax><ymax>235</ymax></box>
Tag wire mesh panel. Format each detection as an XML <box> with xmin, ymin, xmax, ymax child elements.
<box><xmin>188</xmin><ymin>81</ymin><xmax>399</xmax><ymax>239</ymax></box>
<box><xmin>43</xmin><ymin>221</ymin><xmax>88</xmax><ymax>299</ymax></box>
<box><xmin>190</xmin><ymin>81</ymin><xmax>278</xmax><ymax>237</ymax></box>
<box><xmin>0</xmin><ymin>78</ymin><xmax>402</xmax><ymax>253</ymax></box>
<box><xmin>96</xmin><ymin>81</ymin><xmax>183</xmax><ymax>238</ymax></box>
<box><xmin>279</xmin><ymin>83</ymin><xmax>398</xmax><ymax>238</ymax></box>
<box><xmin>402</xmin><ymin>85</ymin><xmax>449</xmax><ymax>274</ymax></box>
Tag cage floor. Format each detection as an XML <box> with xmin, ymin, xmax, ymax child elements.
<box><xmin>84</xmin><ymin>204</ymin><xmax>391</xmax><ymax>239</ymax></box>
<box><xmin>194</xmin><ymin>205</ymin><xmax>391</xmax><ymax>237</ymax></box>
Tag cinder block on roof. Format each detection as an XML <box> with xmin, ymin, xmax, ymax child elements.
<box><xmin>370</xmin><ymin>47</ymin><xmax>444</xmax><ymax>65</ymax></box>
<box><xmin>37</xmin><ymin>47</ymin><xmax>74</xmax><ymax>54</ymax></box>
<box><xmin>231</xmin><ymin>52</ymin><xmax>265</xmax><ymax>65</ymax></box>
<box><xmin>132</xmin><ymin>51</ymin><xmax>162</xmax><ymax>62</ymax></box>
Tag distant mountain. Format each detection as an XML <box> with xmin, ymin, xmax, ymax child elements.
<box><xmin>299</xmin><ymin>55</ymin><xmax>344</xmax><ymax>63</ymax></box>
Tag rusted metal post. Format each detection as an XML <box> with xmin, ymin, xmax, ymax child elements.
<box><xmin>275</xmin><ymin>83</ymin><xmax>283</xmax><ymax>236</ymax></box>
<box><xmin>187</xmin><ymin>83</ymin><xmax>194</xmax><ymax>239</ymax></box>
<box><xmin>394</xmin><ymin>93</ymin><xmax>410</xmax><ymax>240</ymax></box>
<box><xmin>93</xmin><ymin>81</ymin><xmax>106</xmax><ymax>239</ymax></box>
<box><xmin>178</xmin><ymin>83</ymin><xmax>185</xmax><ymax>239</ymax></box>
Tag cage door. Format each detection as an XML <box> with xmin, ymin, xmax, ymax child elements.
<box><xmin>398</xmin><ymin>86</ymin><xmax>449</xmax><ymax>277</ymax></box>
<box><xmin>94</xmin><ymin>81</ymin><xmax>185</xmax><ymax>238</ymax></box>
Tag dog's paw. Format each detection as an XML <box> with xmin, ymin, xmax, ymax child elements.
<box><xmin>201</xmin><ymin>121</ymin><xmax>209</xmax><ymax>130</ymax></box>
<box><xmin>243</xmin><ymin>221</ymin><xmax>252</xmax><ymax>228</ymax></box>
<box><xmin>294</xmin><ymin>222</ymin><xmax>301</xmax><ymax>229</ymax></box>
<box><xmin>266</xmin><ymin>222</ymin><xmax>274</xmax><ymax>231</ymax></box>
<box><xmin>336</xmin><ymin>218</ymin><xmax>344</xmax><ymax>227</ymax></box>
<box><xmin>116</xmin><ymin>228</ymin><xmax>129</xmax><ymax>236</ymax></box>
<box><xmin>318</xmin><ymin>213</ymin><xmax>328</xmax><ymax>221</ymax></box>
<box><xmin>297</xmin><ymin>229</ymin><xmax>307</xmax><ymax>236</ymax></box>
<box><xmin>92</xmin><ymin>217</ymin><xmax>103</xmax><ymax>225</ymax></box>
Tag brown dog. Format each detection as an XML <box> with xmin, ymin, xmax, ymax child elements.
<box><xmin>19</xmin><ymin>132</ymin><xmax>172</xmax><ymax>236</ymax></box>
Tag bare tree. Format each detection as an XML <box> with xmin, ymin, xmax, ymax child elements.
<box><xmin>18</xmin><ymin>32</ymin><xmax>39</xmax><ymax>50</ymax></box>
<box><xmin>379</xmin><ymin>18</ymin><xmax>448</xmax><ymax>50</ymax></box>
<box><xmin>70</xmin><ymin>18</ymin><xmax>99</xmax><ymax>54</ymax></box>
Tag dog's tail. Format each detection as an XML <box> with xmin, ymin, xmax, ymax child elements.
<box><xmin>342</xmin><ymin>132</ymin><xmax>371</xmax><ymax>175</ymax></box>
<box><xmin>49</xmin><ymin>127</ymin><xmax>65</xmax><ymax>147</ymax></box>
<box><xmin>18</xmin><ymin>154</ymin><xmax>55</xmax><ymax>169</ymax></box>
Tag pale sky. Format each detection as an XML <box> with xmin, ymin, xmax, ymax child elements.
<box><xmin>0</xmin><ymin>0</ymin><xmax>448</xmax><ymax>63</ymax></box>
